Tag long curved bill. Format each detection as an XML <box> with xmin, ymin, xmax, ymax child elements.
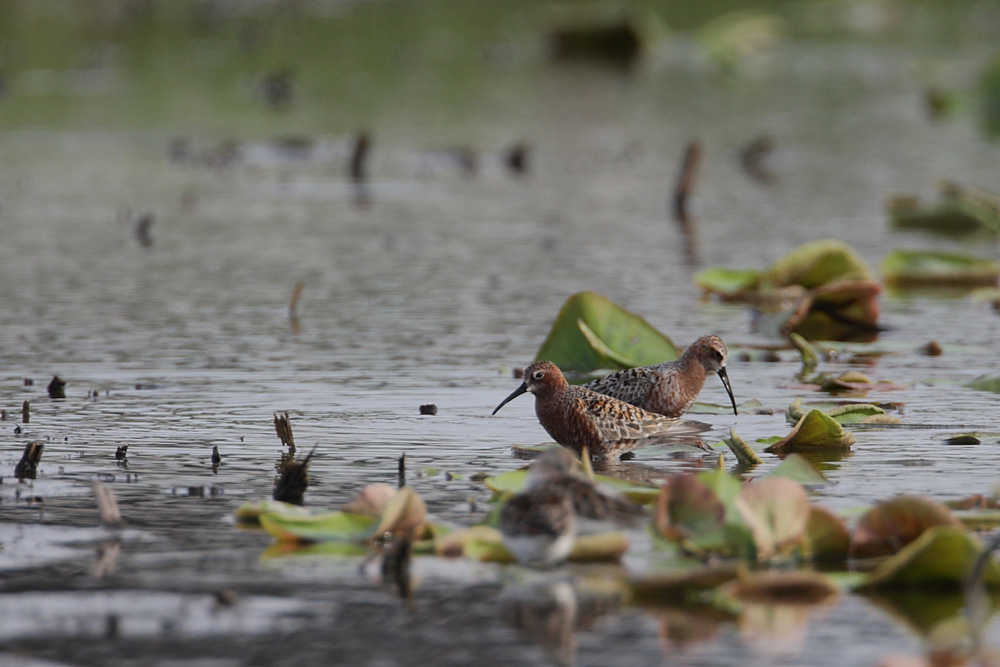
<box><xmin>717</xmin><ymin>367</ymin><xmax>738</xmax><ymax>416</ymax></box>
<box><xmin>492</xmin><ymin>382</ymin><xmax>528</xmax><ymax>415</ymax></box>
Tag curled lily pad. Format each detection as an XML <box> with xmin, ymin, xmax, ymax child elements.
<box><xmin>790</xmin><ymin>333</ymin><xmax>818</xmax><ymax>374</ymax></box>
<box><xmin>805</xmin><ymin>506</ymin><xmax>850</xmax><ymax>562</ymax></box>
<box><xmin>888</xmin><ymin>182</ymin><xmax>1000</xmax><ymax>236</ymax></box>
<box><xmin>718</xmin><ymin>428</ymin><xmax>763</xmax><ymax>466</ymax></box>
<box><xmin>786</xmin><ymin>399</ymin><xmax>898</xmax><ymax>425</ymax></box>
<box><xmin>782</xmin><ymin>280</ymin><xmax>882</xmax><ymax>339</ymax></box>
<box><xmin>849</xmin><ymin>495</ymin><xmax>961</xmax><ymax>560</ymax></box>
<box><xmin>259</xmin><ymin>487</ymin><xmax>428</xmax><ymax>544</ymax></box>
<box><xmin>764</xmin><ymin>410</ymin><xmax>856</xmax><ymax>454</ymax></box>
<box><xmin>534</xmin><ymin>291</ymin><xmax>679</xmax><ymax>372</ymax></box>
<box><xmin>758</xmin><ymin>239</ymin><xmax>876</xmax><ymax>289</ymax></box>
<box><xmin>656</xmin><ymin>474</ymin><xmax>726</xmax><ymax>543</ymax></box>
<box><xmin>881</xmin><ymin>249</ymin><xmax>1000</xmax><ymax>288</ymax></box>
<box><xmin>341</xmin><ymin>483</ymin><xmax>397</xmax><ymax>516</ymax></box>
<box><xmin>723</xmin><ymin>570</ymin><xmax>840</xmax><ymax>605</ymax></box>
<box><xmin>734</xmin><ymin>477</ymin><xmax>811</xmax><ymax>559</ymax></box>
<box><xmin>857</xmin><ymin>526</ymin><xmax>1000</xmax><ymax>591</ymax></box>
<box><xmin>765</xmin><ymin>453</ymin><xmax>829</xmax><ymax>487</ymax></box>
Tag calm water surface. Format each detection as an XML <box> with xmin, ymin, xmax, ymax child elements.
<box><xmin>2</xmin><ymin>2</ymin><xmax>1000</xmax><ymax>664</ymax></box>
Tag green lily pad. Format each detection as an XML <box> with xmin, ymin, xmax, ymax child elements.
<box><xmin>888</xmin><ymin>183</ymin><xmax>1000</xmax><ymax>235</ymax></box>
<box><xmin>734</xmin><ymin>477</ymin><xmax>811</xmax><ymax>559</ymax></box>
<box><xmin>259</xmin><ymin>510</ymin><xmax>377</xmax><ymax>543</ymax></box>
<box><xmin>857</xmin><ymin>526</ymin><xmax>1000</xmax><ymax>591</ymax></box>
<box><xmin>483</xmin><ymin>466</ymin><xmax>660</xmax><ymax>504</ymax></box>
<box><xmin>695</xmin><ymin>9</ymin><xmax>785</xmax><ymax>72</ymax></box>
<box><xmin>259</xmin><ymin>486</ymin><xmax>428</xmax><ymax>544</ymax></box>
<box><xmin>766</xmin><ymin>453</ymin><xmax>829</xmax><ymax>487</ymax></box>
<box><xmin>718</xmin><ymin>428</ymin><xmax>763</xmax><ymax>466</ymax></box>
<box><xmin>790</xmin><ymin>333</ymin><xmax>818</xmax><ymax>374</ymax></box>
<box><xmin>534</xmin><ymin>291</ymin><xmax>680</xmax><ymax>372</ymax></box>
<box><xmin>233</xmin><ymin>500</ymin><xmax>313</xmax><ymax>525</ymax></box>
<box><xmin>805</xmin><ymin>505</ymin><xmax>850</xmax><ymax>562</ymax></box>
<box><xmin>758</xmin><ymin>239</ymin><xmax>876</xmax><ymax>290</ymax></box>
<box><xmin>692</xmin><ymin>267</ymin><xmax>761</xmax><ymax>299</ymax></box>
<box><xmin>764</xmin><ymin>410</ymin><xmax>856</xmax><ymax>454</ymax></box>
<box><xmin>655</xmin><ymin>473</ymin><xmax>726</xmax><ymax>542</ymax></box>
<box><xmin>954</xmin><ymin>510</ymin><xmax>1000</xmax><ymax>530</ymax></box>
<box><xmin>881</xmin><ymin>249</ymin><xmax>1000</xmax><ymax>287</ymax></box>
<box><xmin>849</xmin><ymin>495</ymin><xmax>961</xmax><ymax>560</ymax></box>
<box><xmin>456</xmin><ymin>525</ymin><xmax>630</xmax><ymax>564</ymax></box>
<box><xmin>966</xmin><ymin>375</ymin><xmax>1000</xmax><ymax>394</ymax></box>
<box><xmin>826</xmin><ymin>403</ymin><xmax>900</xmax><ymax>425</ymax></box>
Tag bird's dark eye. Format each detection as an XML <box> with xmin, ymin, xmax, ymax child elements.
<box><xmin>533</xmin><ymin>370</ymin><xmax>544</xmax><ymax>380</ymax></box>
<box><xmin>713</xmin><ymin>350</ymin><xmax>724</xmax><ymax>361</ymax></box>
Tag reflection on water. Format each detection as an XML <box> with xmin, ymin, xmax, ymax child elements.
<box><xmin>3</xmin><ymin>0</ymin><xmax>1000</xmax><ymax>664</ymax></box>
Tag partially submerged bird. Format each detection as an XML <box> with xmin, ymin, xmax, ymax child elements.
<box><xmin>585</xmin><ymin>334</ymin><xmax>737</xmax><ymax>418</ymax></box>
<box><xmin>493</xmin><ymin>360</ymin><xmax>711</xmax><ymax>461</ymax></box>
<box><xmin>526</xmin><ymin>448</ymin><xmax>646</xmax><ymax>532</ymax></box>
<box><xmin>499</xmin><ymin>484</ymin><xmax>576</xmax><ymax>568</ymax></box>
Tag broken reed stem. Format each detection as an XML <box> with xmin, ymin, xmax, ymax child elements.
<box><xmin>91</xmin><ymin>480</ymin><xmax>124</xmax><ymax>528</ymax></box>
<box><xmin>289</xmin><ymin>282</ymin><xmax>304</xmax><ymax>319</ymax></box>
<box><xmin>14</xmin><ymin>441</ymin><xmax>44</xmax><ymax>478</ymax></box>
<box><xmin>349</xmin><ymin>131</ymin><xmax>371</xmax><ymax>183</ymax></box>
<box><xmin>722</xmin><ymin>428</ymin><xmax>763</xmax><ymax>466</ymax></box>
<box><xmin>273</xmin><ymin>412</ymin><xmax>295</xmax><ymax>451</ymax></box>
<box><xmin>398</xmin><ymin>453</ymin><xmax>406</xmax><ymax>488</ymax></box>
<box><xmin>672</xmin><ymin>141</ymin><xmax>702</xmax><ymax>223</ymax></box>
<box><xmin>22</xmin><ymin>400</ymin><xmax>29</xmax><ymax>424</ymax></box>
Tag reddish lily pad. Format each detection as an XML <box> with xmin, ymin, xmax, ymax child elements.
<box><xmin>723</xmin><ymin>570</ymin><xmax>840</xmax><ymax>605</ymax></box>
<box><xmin>849</xmin><ymin>495</ymin><xmax>961</xmax><ymax>560</ymax></box>
<box><xmin>534</xmin><ymin>291</ymin><xmax>680</xmax><ymax>371</ymax></box>
<box><xmin>734</xmin><ymin>477</ymin><xmax>811</xmax><ymax>559</ymax></box>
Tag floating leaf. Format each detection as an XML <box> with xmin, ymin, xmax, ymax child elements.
<box><xmin>692</xmin><ymin>267</ymin><xmax>761</xmax><ymax>299</ymax></box>
<box><xmin>849</xmin><ymin>495</ymin><xmax>961</xmax><ymax>560</ymax></box>
<box><xmin>233</xmin><ymin>500</ymin><xmax>313</xmax><ymax>525</ymax></box>
<box><xmin>735</xmin><ymin>477</ymin><xmax>811</xmax><ymax>559</ymax></box>
<box><xmin>627</xmin><ymin>563</ymin><xmax>742</xmax><ymax>604</ymax></box>
<box><xmin>942</xmin><ymin>433</ymin><xmax>982</xmax><ymax>445</ymax></box>
<box><xmin>723</xmin><ymin>570</ymin><xmax>840</xmax><ymax>605</ymax></box>
<box><xmin>259</xmin><ymin>510</ymin><xmax>377</xmax><ymax>543</ymax></box>
<box><xmin>825</xmin><ymin>403</ymin><xmax>899</xmax><ymax>425</ymax></box>
<box><xmin>534</xmin><ymin>291</ymin><xmax>680</xmax><ymax>372</ymax></box>
<box><xmin>888</xmin><ymin>183</ymin><xmax>1000</xmax><ymax>236</ymax></box>
<box><xmin>805</xmin><ymin>506</ymin><xmax>850</xmax><ymax>562</ymax></box>
<box><xmin>790</xmin><ymin>333</ymin><xmax>818</xmax><ymax>374</ymax></box>
<box><xmin>459</xmin><ymin>525</ymin><xmax>629</xmax><ymax>563</ymax></box>
<box><xmin>758</xmin><ymin>239</ymin><xmax>876</xmax><ymax>289</ymax></box>
<box><xmin>764</xmin><ymin>410</ymin><xmax>855</xmax><ymax>454</ymax></box>
<box><xmin>881</xmin><ymin>249</ymin><xmax>1000</xmax><ymax>288</ymax></box>
<box><xmin>954</xmin><ymin>510</ymin><xmax>1000</xmax><ymax>530</ymax></box>
<box><xmin>719</xmin><ymin>428</ymin><xmax>763</xmax><ymax>466</ymax></box>
<box><xmin>341</xmin><ymin>483</ymin><xmax>397</xmax><ymax>516</ymax></box>
<box><xmin>966</xmin><ymin>375</ymin><xmax>1000</xmax><ymax>394</ymax></box>
<box><xmin>784</xmin><ymin>280</ymin><xmax>882</xmax><ymax>338</ymax></box>
<box><xmin>656</xmin><ymin>474</ymin><xmax>726</xmax><ymax>543</ymax></box>
<box><xmin>858</xmin><ymin>526</ymin><xmax>1000</xmax><ymax>590</ymax></box>
<box><xmin>695</xmin><ymin>9</ymin><xmax>785</xmax><ymax>71</ymax></box>
<box><xmin>483</xmin><ymin>465</ymin><xmax>660</xmax><ymax>505</ymax></box>
<box><xmin>766</xmin><ymin>453</ymin><xmax>829</xmax><ymax>487</ymax></box>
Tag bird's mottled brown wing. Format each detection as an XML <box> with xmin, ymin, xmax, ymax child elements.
<box><xmin>584</xmin><ymin>367</ymin><xmax>655</xmax><ymax>407</ymax></box>
<box><xmin>576</xmin><ymin>389</ymin><xmax>682</xmax><ymax>442</ymax></box>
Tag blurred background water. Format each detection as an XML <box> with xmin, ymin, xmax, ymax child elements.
<box><xmin>2</xmin><ymin>1</ymin><xmax>1000</xmax><ymax>664</ymax></box>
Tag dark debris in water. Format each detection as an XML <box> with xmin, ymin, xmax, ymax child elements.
<box><xmin>14</xmin><ymin>441</ymin><xmax>44</xmax><ymax>479</ymax></box>
<box><xmin>48</xmin><ymin>376</ymin><xmax>66</xmax><ymax>399</ymax></box>
<box><xmin>273</xmin><ymin>446</ymin><xmax>317</xmax><ymax>506</ymax></box>
<box><xmin>419</xmin><ymin>404</ymin><xmax>438</xmax><ymax>415</ymax></box>
<box><xmin>273</xmin><ymin>411</ymin><xmax>295</xmax><ymax>452</ymax></box>
<box><xmin>115</xmin><ymin>445</ymin><xmax>129</xmax><ymax>461</ymax></box>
